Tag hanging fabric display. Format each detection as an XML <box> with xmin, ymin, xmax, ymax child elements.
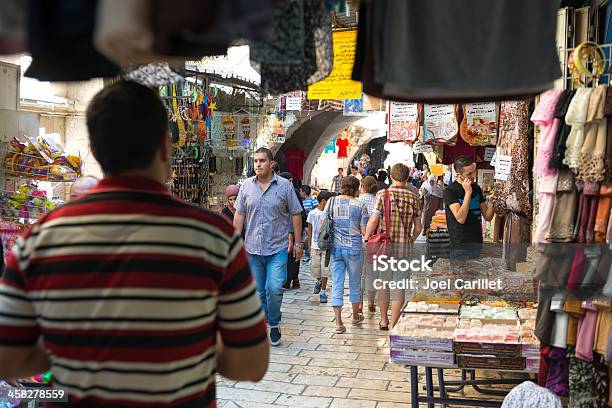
<box><xmin>460</xmin><ymin>102</ymin><xmax>499</xmax><ymax>146</ymax></box>
<box><xmin>578</xmin><ymin>85</ymin><xmax>608</xmax><ymax>183</ymax></box>
<box><xmin>388</xmin><ymin>101</ymin><xmax>420</xmax><ymax>143</ymax></box>
<box><xmin>26</xmin><ymin>0</ymin><xmax>120</xmax><ymax>81</ymax></box>
<box><xmin>423</xmin><ymin>104</ymin><xmax>458</xmax><ymax>144</ymax></box>
<box><xmin>492</xmin><ymin>101</ymin><xmax>531</xmax><ymax>216</ymax></box>
<box><xmin>352</xmin><ymin>0</ymin><xmax>560</xmax><ymax>103</ymax></box>
<box><xmin>564</xmin><ymin>88</ymin><xmax>594</xmax><ymax>173</ymax></box>
<box><xmin>547</xmin><ymin>169</ymin><xmax>579</xmax><ymax>242</ymax></box>
<box><xmin>532</xmin><ymin>89</ymin><xmax>563</xmax><ymax>177</ymax></box>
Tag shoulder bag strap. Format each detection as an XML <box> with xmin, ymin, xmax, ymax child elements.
<box><xmin>384</xmin><ymin>189</ymin><xmax>391</xmax><ymax>239</ymax></box>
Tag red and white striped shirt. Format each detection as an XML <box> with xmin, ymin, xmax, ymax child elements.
<box><xmin>0</xmin><ymin>176</ymin><xmax>267</xmax><ymax>407</ymax></box>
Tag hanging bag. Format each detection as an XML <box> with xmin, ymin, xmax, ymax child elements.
<box><xmin>366</xmin><ymin>189</ymin><xmax>392</xmax><ymax>263</ymax></box>
<box><xmin>317</xmin><ymin>196</ymin><xmax>336</xmax><ymax>250</ymax></box>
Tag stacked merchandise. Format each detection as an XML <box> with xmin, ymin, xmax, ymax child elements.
<box><xmin>390</xmin><ymin>304</ymin><xmax>458</xmax><ymax>367</ymax></box>
<box><xmin>2</xmin><ymin>136</ymin><xmax>81</xmax><ymax>182</ymax></box>
<box><xmin>454</xmin><ymin>305</ymin><xmax>525</xmax><ymax>370</ymax></box>
<box><xmin>390</xmin><ymin>302</ymin><xmax>540</xmax><ymax>371</ymax></box>
<box><xmin>518</xmin><ymin>308</ymin><xmax>540</xmax><ymax>372</ymax></box>
<box><xmin>427</xmin><ymin>209</ymin><xmax>450</xmax><ymax>260</ymax></box>
<box><xmin>1</xmin><ymin>136</ymin><xmax>78</xmax><ymax>263</ymax></box>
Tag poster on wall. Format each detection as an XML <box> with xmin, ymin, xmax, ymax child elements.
<box><xmin>460</xmin><ymin>102</ymin><xmax>498</xmax><ymax>146</ymax></box>
<box><xmin>263</xmin><ymin>114</ymin><xmax>287</xmax><ymax>144</ymax></box>
<box><xmin>423</xmin><ymin>104</ymin><xmax>458</xmax><ymax>145</ymax></box>
<box><xmin>307</xmin><ymin>30</ymin><xmax>363</xmax><ymax>100</ymax></box>
<box><xmin>343</xmin><ymin>97</ymin><xmax>364</xmax><ymax>116</ymax></box>
<box><xmin>388</xmin><ymin>102</ymin><xmax>420</xmax><ymax>143</ymax></box>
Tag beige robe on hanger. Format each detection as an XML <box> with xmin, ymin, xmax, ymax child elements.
<box><xmin>578</xmin><ymin>85</ymin><xmax>608</xmax><ymax>183</ymax></box>
<box><xmin>564</xmin><ymin>87</ymin><xmax>593</xmax><ymax>173</ymax></box>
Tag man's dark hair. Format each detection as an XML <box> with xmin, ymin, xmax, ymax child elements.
<box><xmin>255</xmin><ymin>147</ymin><xmax>273</xmax><ymax>161</ymax></box>
<box><xmin>454</xmin><ymin>155</ymin><xmax>475</xmax><ymax>175</ymax></box>
<box><xmin>377</xmin><ymin>170</ymin><xmax>387</xmax><ymax>182</ymax></box>
<box><xmin>351</xmin><ymin>165</ymin><xmax>358</xmax><ymax>171</ymax></box>
<box><xmin>86</xmin><ymin>81</ymin><xmax>168</xmax><ymax>174</ymax></box>
<box><xmin>338</xmin><ymin>168</ymin><xmax>344</xmax><ymax>172</ymax></box>
<box><xmin>341</xmin><ymin>175</ymin><xmax>361</xmax><ymax>197</ymax></box>
<box><xmin>317</xmin><ymin>191</ymin><xmax>333</xmax><ymax>202</ymax></box>
<box><xmin>300</xmin><ymin>185</ymin><xmax>312</xmax><ymax>196</ymax></box>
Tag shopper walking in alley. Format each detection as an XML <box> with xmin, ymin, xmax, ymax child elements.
<box><xmin>307</xmin><ymin>191</ymin><xmax>334</xmax><ymax>303</ymax></box>
<box><xmin>331</xmin><ymin>167</ymin><xmax>345</xmax><ymax>193</ymax></box>
<box><xmin>420</xmin><ymin>174</ymin><xmax>444</xmax><ymax>235</ymax></box>
<box><xmin>358</xmin><ymin>176</ymin><xmax>378</xmax><ymax>314</ymax></box>
<box><xmin>300</xmin><ymin>185</ymin><xmax>318</xmax><ymax>263</ymax></box>
<box><xmin>328</xmin><ymin>176</ymin><xmax>369</xmax><ymax>333</ymax></box>
<box><xmin>279</xmin><ymin>172</ymin><xmax>306</xmax><ymax>289</ymax></box>
<box><xmin>0</xmin><ymin>81</ymin><xmax>269</xmax><ymax>407</ymax></box>
<box><xmin>234</xmin><ymin>148</ymin><xmax>304</xmax><ymax>346</ymax></box>
<box><xmin>366</xmin><ymin>163</ymin><xmax>423</xmax><ymax>330</ymax></box>
<box><xmin>221</xmin><ymin>184</ymin><xmax>240</xmax><ymax>222</ymax></box>
<box><xmin>300</xmin><ymin>185</ymin><xmax>318</xmax><ymax>213</ymax></box>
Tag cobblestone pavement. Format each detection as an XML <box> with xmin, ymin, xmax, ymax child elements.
<box><xmin>217</xmin><ymin>262</ymin><xmax>527</xmax><ymax>407</ymax></box>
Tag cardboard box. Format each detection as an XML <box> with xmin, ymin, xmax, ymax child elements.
<box><xmin>454</xmin><ymin>341</ymin><xmax>522</xmax><ymax>358</ymax></box>
<box><xmin>456</xmin><ymin>354</ymin><xmax>526</xmax><ymax>370</ymax></box>
<box><xmin>390</xmin><ymin>335</ymin><xmax>454</xmax><ymax>352</ymax></box>
<box><xmin>390</xmin><ymin>349</ymin><xmax>456</xmax><ymax>367</ymax></box>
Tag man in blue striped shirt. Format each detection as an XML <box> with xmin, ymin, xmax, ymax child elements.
<box><xmin>300</xmin><ymin>185</ymin><xmax>318</xmax><ymax>213</ymax></box>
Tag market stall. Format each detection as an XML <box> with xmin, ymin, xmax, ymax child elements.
<box><xmin>391</xmin><ymin>301</ymin><xmax>539</xmax><ymax>407</ymax></box>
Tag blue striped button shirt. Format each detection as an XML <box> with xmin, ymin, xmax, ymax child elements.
<box><xmin>236</xmin><ymin>174</ymin><xmax>304</xmax><ymax>256</ymax></box>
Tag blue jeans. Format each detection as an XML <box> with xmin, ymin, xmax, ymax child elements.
<box><xmin>330</xmin><ymin>248</ymin><xmax>363</xmax><ymax>307</ymax></box>
<box><xmin>248</xmin><ymin>249</ymin><xmax>288</xmax><ymax>327</ymax></box>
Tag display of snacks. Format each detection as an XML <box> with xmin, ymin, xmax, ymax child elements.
<box><xmin>403</xmin><ymin>301</ymin><xmax>460</xmax><ymax>315</ymax></box>
<box><xmin>518</xmin><ymin>308</ymin><xmax>537</xmax><ymax>321</ymax></box>
<box><xmin>459</xmin><ymin>305</ymin><xmax>517</xmax><ymax>321</ymax></box>
<box><xmin>391</xmin><ymin>314</ymin><xmax>456</xmax><ymax>351</ymax></box>
<box><xmin>454</xmin><ymin>324</ymin><xmax>520</xmax><ymax>344</ymax></box>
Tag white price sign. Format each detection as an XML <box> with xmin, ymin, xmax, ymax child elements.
<box><xmin>286</xmin><ymin>97</ymin><xmax>302</xmax><ymax>111</ymax></box>
<box><xmin>494</xmin><ymin>155</ymin><xmax>512</xmax><ymax>181</ymax></box>
<box><xmin>484</xmin><ymin>147</ymin><xmax>496</xmax><ymax>162</ymax></box>
<box><xmin>412</xmin><ymin>141</ymin><xmax>433</xmax><ymax>154</ymax></box>
<box><xmin>390</xmin><ymin>102</ymin><xmax>419</xmax><ymax>121</ymax></box>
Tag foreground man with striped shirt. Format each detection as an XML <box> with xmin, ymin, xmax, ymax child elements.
<box><xmin>0</xmin><ymin>81</ymin><xmax>269</xmax><ymax>407</ymax></box>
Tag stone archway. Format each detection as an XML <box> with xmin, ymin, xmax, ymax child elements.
<box><xmin>274</xmin><ymin>112</ymin><xmax>371</xmax><ymax>185</ymax></box>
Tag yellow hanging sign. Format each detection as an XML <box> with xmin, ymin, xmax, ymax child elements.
<box><xmin>308</xmin><ymin>30</ymin><xmax>362</xmax><ymax>100</ymax></box>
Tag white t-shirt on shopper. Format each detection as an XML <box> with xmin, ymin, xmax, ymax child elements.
<box><xmin>307</xmin><ymin>208</ymin><xmax>326</xmax><ymax>250</ymax></box>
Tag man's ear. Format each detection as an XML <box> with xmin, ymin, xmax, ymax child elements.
<box><xmin>160</xmin><ymin>132</ymin><xmax>171</xmax><ymax>163</ymax></box>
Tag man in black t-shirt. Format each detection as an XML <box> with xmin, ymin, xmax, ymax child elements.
<box><xmin>443</xmin><ymin>156</ymin><xmax>495</xmax><ymax>257</ymax></box>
